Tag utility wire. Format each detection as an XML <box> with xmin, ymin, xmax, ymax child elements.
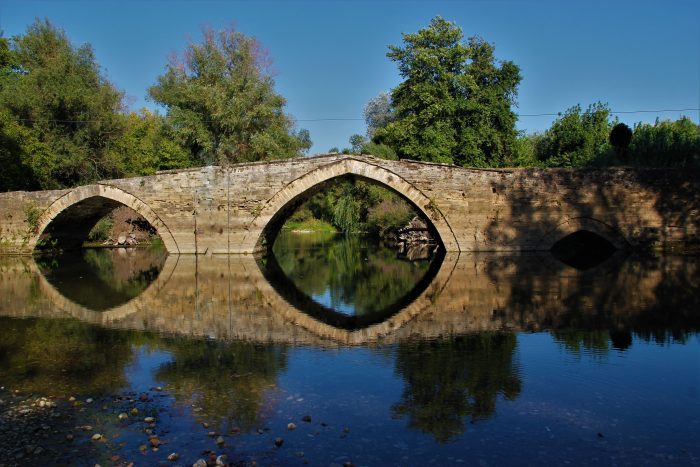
<box><xmin>11</xmin><ymin>108</ymin><xmax>700</xmax><ymax>124</ymax></box>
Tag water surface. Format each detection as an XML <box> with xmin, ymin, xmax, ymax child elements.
<box><xmin>0</xmin><ymin>238</ymin><xmax>698</xmax><ymax>466</ymax></box>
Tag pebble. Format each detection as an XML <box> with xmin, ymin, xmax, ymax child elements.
<box><xmin>150</xmin><ymin>437</ymin><xmax>161</xmax><ymax>447</ymax></box>
<box><xmin>118</xmin><ymin>413</ymin><xmax>128</xmax><ymax>421</ymax></box>
<box><xmin>274</xmin><ymin>437</ymin><xmax>284</xmax><ymax>447</ymax></box>
<box><xmin>287</xmin><ymin>422</ymin><xmax>297</xmax><ymax>430</ymax></box>
<box><xmin>91</xmin><ymin>434</ymin><xmax>103</xmax><ymax>441</ymax></box>
<box><xmin>144</xmin><ymin>417</ymin><xmax>155</xmax><ymax>423</ymax></box>
<box><xmin>130</xmin><ymin>408</ymin><xmax>139</xmax><ymax>416</ymax></box>
<box><xmin>85</xmin><ymin>398</ymin><xmax>93</xmax><ymax>404</ymax></box>
<box><xmin>65</xmin><ymin>434</ymin><xmax>74</xmax><ymax>442</ymax></box>
<box><xmin>216</xmin><ymin>436</ymin><xmax>225</xmax><ymax>445</ymax></box>
<box><xmin>167</xmin><ymin>453</ymin><xmax>179</xmax><ymax>461</ymax></box>
<box><xmin>216</xmin><ymin>455</ymin><xmax>227</xmax><ymax>466</ymax></box>
<box><xmin>193</xmin><ymin>460</ymin><xmax>207</xmax><ymax>467</ymax></box>
<box><xmin>302</xmin><ymin>415</ymin><xmax>312</xmax><ymax>423</ymax></box>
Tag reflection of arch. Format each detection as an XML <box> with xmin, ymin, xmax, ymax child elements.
<box><xmin>243</xmin><ymin>157</ymin><xmax>459</xmax><ymax>252</ymax></box>
<box><xmin>254</xmin><ymin>252</ymin><xmax>461</xmax><ymax>345</ymax></box>
<box><xmin>36</xmin><ymin>254</ymin><xmax>179</xmax><ymax>323</ymax></box>
<box><xmin>31</xmin><ymin>184</ymin><xmax>179</xmax><ymax>254</ymax></box>
<box><xmin>537</xmin><ymin>217</ymin><xmax>630</xmax><ymax>251</ymax></box>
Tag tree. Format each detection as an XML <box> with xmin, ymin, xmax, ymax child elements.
<box><xmin>149</xmin><ymin>25</ymin><xmax>310</xmax><ymax>165</ymax></box>
<box><xmin>373</xmin><ymin>17</ymin><xmax>521</xmax><ymax>167</ymax></box>
<box><xmin>363</xmin><ymin>91</ymin><xmax>393</xmax><ymax>137</ymax></box>
<box><xmin>110</xmin><ymin>109</ymin><xmax>191</xmax><ymax>176</ymax></box>
<box><xmin>0</xmin><ymin>19</ymin><xmax>126</xmax><ymax>190</ymax></box>
<box><xmin>533</xmin><ymin>103</ymin><xmax>612</xmax><ymax>167</ymax></box>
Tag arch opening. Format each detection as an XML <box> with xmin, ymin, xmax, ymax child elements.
<box><xmin>36</xmin><ymin>196</ymin><xmax>163</xmax><ymax>252</ymax></box>
<box><xmin>551</xmin><ymin>230</ymin><xmax>617</xmax><ymax>270</ymax></box>
<box><xmin>257</xmin><ymin>173</ymin><xmax>445</xmax><ymax>255</ymax></box>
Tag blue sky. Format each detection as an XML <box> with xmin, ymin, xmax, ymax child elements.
<box><xmin>2</xmin><ymin>0</ymin><xmax>699</xmax><ymax>154</ymax></box>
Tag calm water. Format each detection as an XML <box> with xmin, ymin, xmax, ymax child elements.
<box><xmin>0</xmin><ymin>233</ymin><xmax>698</xmax><ymax>466</ymax></box>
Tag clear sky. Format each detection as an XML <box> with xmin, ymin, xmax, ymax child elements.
<box><xmin>2</xmin><ymin>0</ymin><xmax>699</xmax><ymax>154</ymax></box>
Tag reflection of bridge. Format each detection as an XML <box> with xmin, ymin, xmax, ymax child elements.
<box><xmin>1</xmin><ymin>253</ymin><xmax>696</xmax><ymax>346</ymax></box>
<box><xmin>0</xmin><ymin>154</ymin><xmax>698</xmax><ymax>254</ymax></box>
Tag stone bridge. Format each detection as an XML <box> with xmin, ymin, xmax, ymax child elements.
<box><xmin>0</xmin><ymin>154</ymin><xmax>698</xmax><ymax>254</ymax></box>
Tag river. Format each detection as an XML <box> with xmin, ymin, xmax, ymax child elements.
<box><xmin>0</xmin><ymin>231</ymin><xmax>698</xmax><ymax>465</ymax></box>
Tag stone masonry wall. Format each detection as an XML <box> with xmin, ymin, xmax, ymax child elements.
<box><xmin>0</xmin><ymin>154</ymin><xmax>697</xmax><ymax>255</ymax></box>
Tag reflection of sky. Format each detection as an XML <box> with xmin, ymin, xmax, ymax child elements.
<box><xmin>313</xmin><ymin>288</ymin><xmax>356</xmax><ymax>316</ymax></box>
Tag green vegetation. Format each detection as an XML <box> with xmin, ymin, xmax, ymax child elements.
<box><xmin>1</xmin><ymin>16</ymin><xmax>697</xmax><ymax>195</ymax></box>
<box><xmin>369</xmin><ymin>17</ymin><xmax>521</xmax><ymax>167</ymax></box>
<box><xmin>149</xmin><ymin>25</ymin><xmax>311</xmax><ymax>165</ymax></box>
<box><xmin>0</xmin><ymin>20</ymin><xmax>311</xmax><ymax>192</ymax></box>
<box><xmin>281</xmin><ymin>176</ymin><xmax>415</xmax><ymax>236</ymax></box>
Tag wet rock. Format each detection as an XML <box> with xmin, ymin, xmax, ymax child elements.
<box><xmin>144</xmin><ymin>417</ymin><xmax>155</xmax><ymax>423</ymax></box>
<box><xmin>65</xmin><ymin>434</ymin><xmax>74</xmax><ymax>442</ymax></box>
<box><xmin>130</xmin><ymin>408</ymin><xmax>139</xmax><ymax>416</ymax></box>
<box><xmin>91</xmin><ymin>434</ymin><xmax>103</xmax><ymax>441</ymax></box>
<box><xmin>216</xmin><ymin>455</ymin><xmax>227</xmax><ymax>466</ymax></box>
<box><xmin>149</xmin><ymin>436</ymin><xmax>161</xmax><ymax>447</ymax></box>
<box><xmin>287</xmin><ymin>422</ymin><xmax>297</xmax><ymax>430</ymax></box>
<box><xmin>85</xmin><ymin>398</ymin><xmax>93</xmax><ymax>404</ymax></box>
<box><xmin>117</xmin><ymin>235</ymin><xmax>127</xmax><ymax>245</ymax></box>
<box><xmin>193</xmin><ymin>460</ymin><xmax>207</xmax><ymax>467</ymax></box>
<box><xmin>167</xmin><ymin>453</ymin><xmax>179</xmax><ymax>461</ymax></box>
<box><xmin>118</xmin><ymin>412</ymin><xmax>128</xmax><ymax>421</ymax></box>
<box><xmin>216</xmin><ymin>436</ymin><xmax>225</xmax><ymax>445</ymax></box>
<box><xmin>274</xmin><ymin>437</ymin><xmax>284</xmax><ymax>447</ymax></box>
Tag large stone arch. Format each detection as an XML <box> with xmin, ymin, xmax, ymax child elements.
<box><xmin>242</xmin><ymin>157</ymin><xmax>460</xmax><ymax>252</ymax></box>
<box><xmin>537</xmin><ymin>216</ymin><xmax>630</xmax><ymax>251</ymax></box>
<box><xmin>30</xmin><ymin>184</ymin><xmax>179</xmax><ymax>253</ymax></box>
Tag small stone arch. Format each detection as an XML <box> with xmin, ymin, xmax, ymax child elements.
<box><xmin>30</xmin><ymin>184</ymin><xmax>179</xmax><ymax>253</ymax></box>
<box><xmin>537</xmin><ymin>216</ymin><xmax>630</xmax><ymax>251</ymax></box>
<box><xmin>242</xmin><ymin>157</ymin><xmax>459</xmax><ymax>252</ymax></box>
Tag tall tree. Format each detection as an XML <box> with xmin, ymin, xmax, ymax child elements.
<box><xmin>0</xmin><ymin>20</ymin><xmax>126</xmax><ymax>190</ymax></box>
<box><xmin>149</xmin><ymin>25</ymin><xmax>311</xmax><ymax>165</ymax></box>
<box><xmin>373</xmin><ymin>17</ymin><xmax>521</xmax><ymax>167</ymax></box>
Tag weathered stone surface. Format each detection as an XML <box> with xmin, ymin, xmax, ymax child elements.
<box><xmin>0</xmin><ymin>154</ymin><xmax>697</xmax><ymax>255</ymax></box>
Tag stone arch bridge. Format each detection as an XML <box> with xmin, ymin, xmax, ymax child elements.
<box><xmin>0</xmin><ymin>154</ymin><xmax>697</xmax><ymax>254</ymax></box>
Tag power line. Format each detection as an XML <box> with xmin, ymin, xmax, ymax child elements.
<box><xmin>11</xmin><ymin>108</ymin><xmax>700</xmax><ymax>124</ymax></box>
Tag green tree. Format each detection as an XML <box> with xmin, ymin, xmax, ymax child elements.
<box><xmin>373</xmin><ymin>17</ymin><xmax>521</xmax><ymax>167</ymax></box>
<box><xmin>533</xmin><ymin>103</ymin><xmax>612</xmax><ymax>167</ymax></box>
<box><xmin>628</xmin><ymin>117</ymin><xmax>699</xmax><ymax>167</ymax></box>
<box><xmin>110</xmin><ymin>109</ymin><xmax>191</xmax><ymax>176</ymax></box>
<box><xmin>0</xmin><ymin>19</ymin><xmax>126</xmax><ymax>190</ymax></box>
<box><xmin>149</xmin><ymin>25</ymin><xmax>310</xmax><ymax>165</ymax></box>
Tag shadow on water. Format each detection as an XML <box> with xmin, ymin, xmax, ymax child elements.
<box><xmin>258</xmin><ymin>232</ymin><xmax>444</xmax><ymax>330</ymax></box>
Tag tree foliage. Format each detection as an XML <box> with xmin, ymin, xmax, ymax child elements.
<box><xmin>532</xmin><ymin>103</ymin><xmax>612</xmax><ymax>167</ymax></box>
<box><xmin>0</xmin><ymin>19</ymin><xmax>126</xmax><ymax>190</ymax></box>
<box><xmin>149</xmin><ymin>25</ymin><xmax>310</xmax><ymax>165</ymax></box>
<box><xmin>373</xmin><ymin>17</ymin><xmax>521</xmax><ymax>167</ymax></box>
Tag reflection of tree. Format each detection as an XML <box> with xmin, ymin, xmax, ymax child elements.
<box><xmin>273</xmin><ymin>232</ymin><xmax>430</xmax><ymax>315</ymax></box>
<box><xmin>391</xmin><ymin>333</ymin><xmax>521</xmax><ymax>443</ymax></box>
<box><xmin>0</xmin><ymin>318</ymin><xmax>135</xmax><ymax>395</ymax></box>
<box><xmin>155</xmin><ymin>339</ymin><xmax>287</xmax><ymax>433</ymax></box>
<box><xmin>38</xmin><ymin>248</ymin><xmax>166</xmax><ymax>311</ymax></box>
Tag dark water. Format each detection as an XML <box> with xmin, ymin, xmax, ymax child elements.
<box><xmin>0</xmin><ymin>235</ymin><xmax>698</xmax><ymax>466</ymax></box>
